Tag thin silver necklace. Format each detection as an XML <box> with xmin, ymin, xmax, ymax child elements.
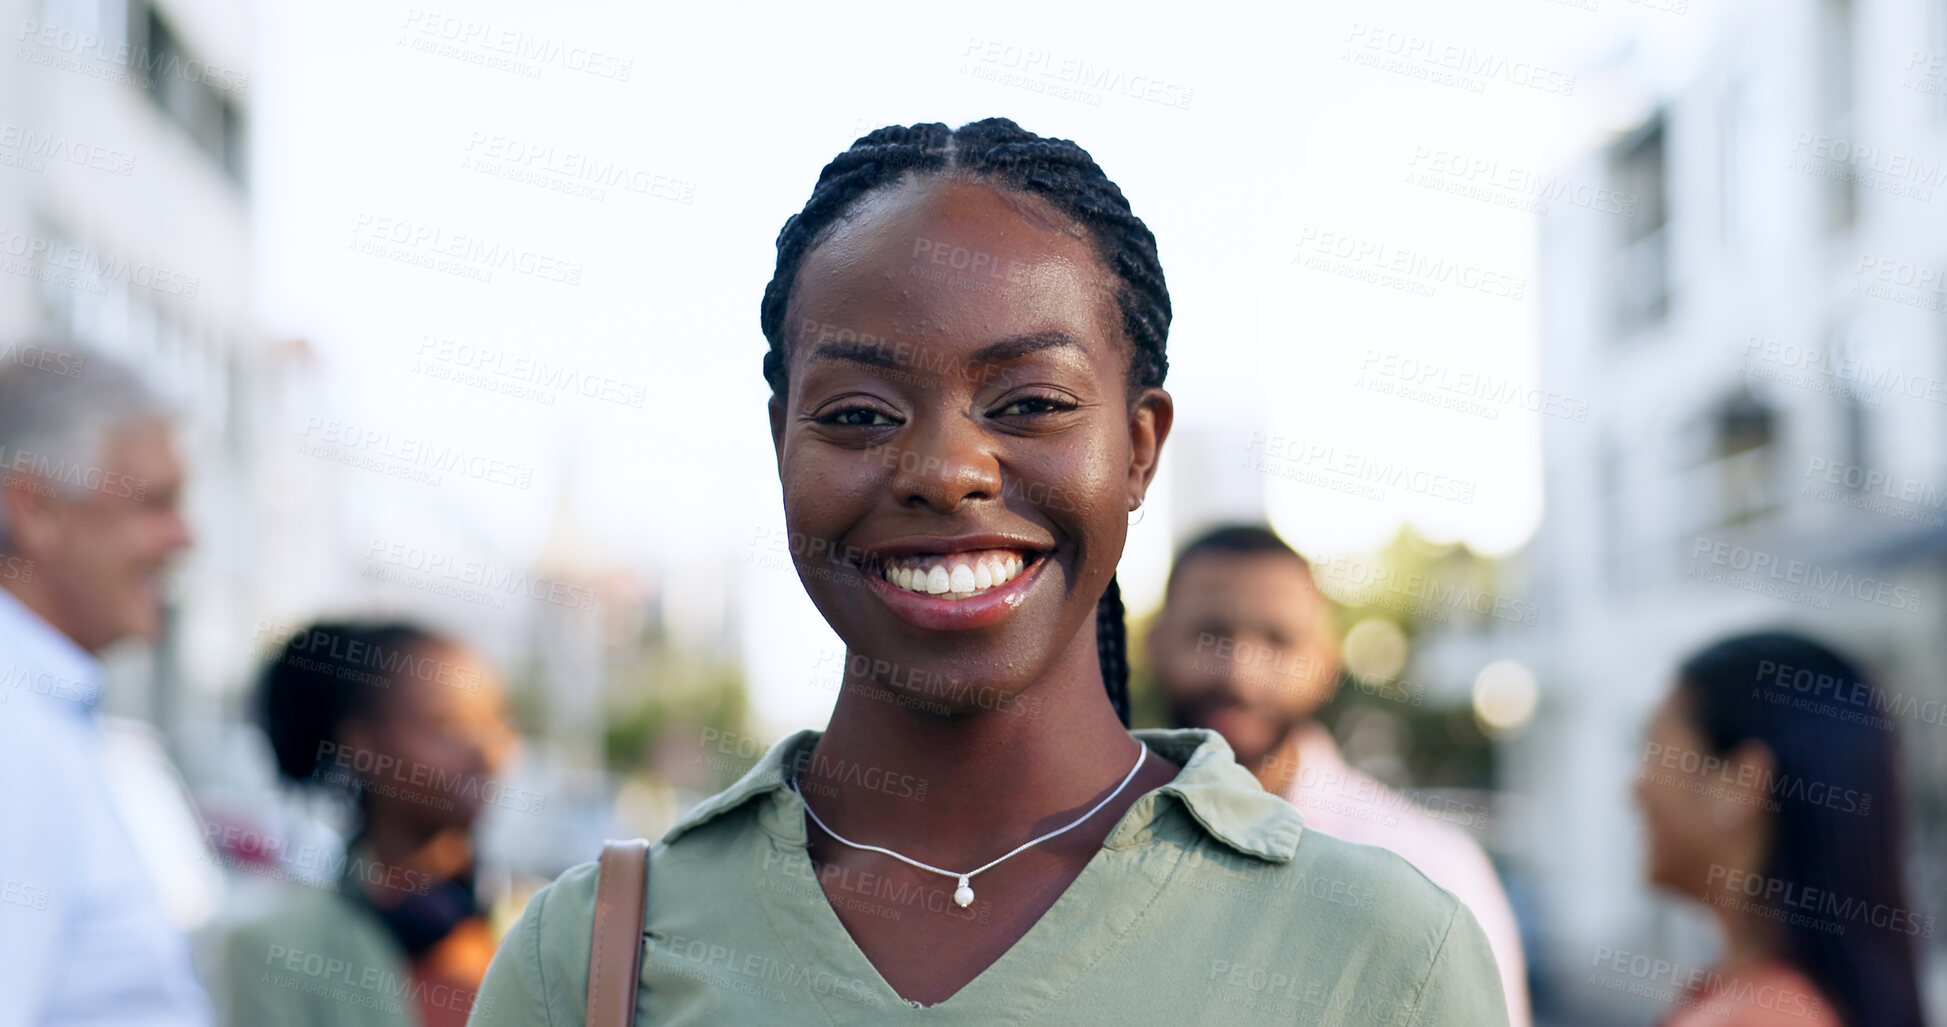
<box><xmin>790</xmin><ymin>742</ymin><xmax>1148</xmax><ymax>908</ymax></box>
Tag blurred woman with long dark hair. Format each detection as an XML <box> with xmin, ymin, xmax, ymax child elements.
<box><xmin>1634</xmin><ymin>630</ymin><xmax>1925</xmax><ymax>1026</ymax></box>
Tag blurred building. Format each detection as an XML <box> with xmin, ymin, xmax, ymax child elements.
<box><xmin>0</xmin><ymin>0</ymin><xmax>278</xmax><ymax>992</ymax></box>
<box><xmin>0</xmin><ymin>0</ymin><xmax>267</xmax><ymax>754</ymax></box>
<box><xmin>1475</xmin><ymin>0</ymin><xmax>1947</xmax><ymax>1017</ymax></box>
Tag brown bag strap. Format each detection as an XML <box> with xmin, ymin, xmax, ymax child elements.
<box><xmin>586</xmin><ymin>838</ymin><xmax>649</xmax><ymax>1027</ymax></box>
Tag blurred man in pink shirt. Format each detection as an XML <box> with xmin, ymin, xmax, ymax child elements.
<box><xmin>1150</xmin><ymin>524</ymin><xmax>1530</xmax><ymax>1027</ymax></box>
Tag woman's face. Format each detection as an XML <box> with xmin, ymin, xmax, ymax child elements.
<box><xmin>1633</xmin><ymin>687</ymin><xmax>1730</xmax><ymax>899</ymax></box>
<box><xmin>771</xmin><ymin>176</ymin><xmax>1170</xmax><ymax>713</ymax></box>
<box><xmin>346</xmin><ymin>642</ymin><xmax>519</xmax><ymax>830</ymax></box>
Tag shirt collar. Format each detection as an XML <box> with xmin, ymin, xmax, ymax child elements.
<box><xmin>0</xmin><ymin>584</ymin><xmax>104</xmax><ymax>713</ymax></box>
<box><xmin>661</xmin><ymin>726</ymin><xmax>1306</xmax><ymax>864</ymax></box>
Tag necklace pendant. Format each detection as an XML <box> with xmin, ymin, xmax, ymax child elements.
<box><xmin>953</xmin><ymin>875</ymin><xmax>974</xmax><ymax>908</ymax></box>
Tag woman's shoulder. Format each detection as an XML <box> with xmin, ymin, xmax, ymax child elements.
<box><xmin>1281</xmin><ymin>824</ymin><xmax>1467</xmax><ymax>927</ymax></box>
<box><xmin>1136</xmin><ymin>727</ymin><xmax>1478</xmax><ymax>950</ymax></box>
<box><xmin>1664</xmin><ymin>961</ymin><xmax>1844</xmax><ymax>1027</ymax></box>
<box><xmin>1158</xmin><ymin>827</ymin><xmax>1509</xmax><ymax>1023</ymax></box>
<box><xmin>504</xmin><ymin>777</ymin><xmax>776</xmax><ymax>939</ymax></box>
<box><xmin>469</xmin><ymin>859</ymin><xmax>604</xmax><ymax>1026</ymax></box>
<box><xmin>515</xmin><ymin>857</ymin><xmax>605</xmax><ymax>933</ymax></box>
<box><xmin>227</xmin><ymin>880</ymin><xmax>383</xmax><ymax>953</ymax></box>
<box><xmin>224</xmin><ymin>883</ymin><xmax>420</xmax><ymax>1027</ymax></box>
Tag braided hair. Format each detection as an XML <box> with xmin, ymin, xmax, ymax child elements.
<box><xmin>760</xmin><ymin>118</ymin><xmax>1171</xmax><ymax>726</ymax></box>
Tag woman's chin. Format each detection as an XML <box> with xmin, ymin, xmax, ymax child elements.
<box><xmin>832</xmin><ymin>661</ymin><xmax>1038</xmax><ymax>720</ymax></box>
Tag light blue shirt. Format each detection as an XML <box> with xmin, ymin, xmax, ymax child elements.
<box><xmin>0</xmin><ymin>586</ymin><xmax>212</xmax><ymax>1027</ymax></box>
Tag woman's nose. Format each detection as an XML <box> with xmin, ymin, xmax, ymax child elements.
<box><xmin>890</xmin><ymin>410</ymin><xmax>1002</xmax><ymax>513</ymax></box>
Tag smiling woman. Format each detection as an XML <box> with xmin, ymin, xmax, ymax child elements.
<box><xmin>467</xmin><ymin>119</ymin><xmax>1513</xmax><ymax>1025</ymax></box>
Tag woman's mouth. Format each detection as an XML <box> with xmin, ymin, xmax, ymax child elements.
<box><xmin>856</xmin><ymin>542</ymin><xmax>1052</xmax><ymax>631</ymax></box>
<box><xmin>878</xmin><ymin>549</ymin><xmax>1028</xmax><ymax>600</ymax></box>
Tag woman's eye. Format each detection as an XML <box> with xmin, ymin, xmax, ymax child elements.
<box><xmin>817</xmin><ymin>406</ymin><xmax>899</xmax><ymax>427</ymax></box>
<box><xmin>994</xmin><ymin>395</ymin><xmax>1077</xmax><ymax>417</ymax></box>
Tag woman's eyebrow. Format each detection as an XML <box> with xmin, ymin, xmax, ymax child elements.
<box><xmin>807</xmin><ymin>338</ymin><xmax>902</xmax><ymax>369</ymax></box>
<box><xmin>807</xmin><ymin>330</ymin><xmax>1082</xmax><ymax>370</ymax></box>
<box><xmin>970</xmin><ymin>331</ymin><xmax>1081</xmax><ymax>364</ymax></box>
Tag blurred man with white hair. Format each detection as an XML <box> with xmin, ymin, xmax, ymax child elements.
<box><xmin>0</xmin><ymin>341</ymin><xmax>209</xmax><ymax>1026</ymax></box>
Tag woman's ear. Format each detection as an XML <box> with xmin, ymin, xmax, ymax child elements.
<box><xmin>769</xmin><ymin>395</ymin><xmax>787</xmax><ymax>471</ymax></box>
<box><xmin>1124</xmin><ymin>387</ymin><xmax>1174</xmax><ymax>507</ymax></box>
<box><xmin>1717</xmin><ymin>739</ymin><xmax>1778</xmax><ymax>822</ymax></box>
<box><xmin>337</xmin><ymin>718</ymin><xmax>378</xmax><ymax>782</ymax></box>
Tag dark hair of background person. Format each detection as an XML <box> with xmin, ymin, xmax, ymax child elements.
<box><xmin>758</xmin><ymin>117</ymin><xmax>1172</xmax><ymax>727</ymax></box>
<box><xmin>1164</xmin><ymin>524</ymin><xmax>1312</xmax><ymax>599</ymax></box>
<box><xmin>1675</xmin><ymin>631</ymin><xmax>1925</xmax><ymax>1027</ymax></box>
<box><xmin>257</xmin><ymin>620</ymin><xmax>443</xmax><ymax>790</ymax></box>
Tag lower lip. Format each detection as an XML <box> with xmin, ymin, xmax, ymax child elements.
<box><xmin>863</xmin><ymin>555</ymin><xmax>1050</xmax><ymax>631</ymax></box>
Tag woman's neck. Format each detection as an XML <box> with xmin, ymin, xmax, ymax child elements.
<box><xmin>799</xmin><ymin>636</ymin><xmax>1167</xmax><ymax>865</ymax></box>
<box><xmin>1707</xmin><ymin>898</ymin><xmax>1784</xmax><ymax>979</ymax></box>
<box><xmin>357</xmin><ymin>817</ymin><xmax>474</xmax><ymax>901</ymax></box>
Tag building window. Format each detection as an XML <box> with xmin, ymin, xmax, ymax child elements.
<box><xmin>128</xmin><ymin>1</ymin><xmax>247</xmax><ymax>186</ymax></box>
<box><xmin>1819</xmin><ymin>0</ymin><xmax>1856</xmax><ymax>231</ymax></box>
<box><xmin>40</xmin><ymin>0</ymin><xmax>123</xmax><ymax>48</ymax></box>
<box><xmin>1827</xmin><ymin>320</ymin><xmax>1873</xmax><ymax>481</ymax></box>
<box><xmin>1597</xmin><ymin>435</ymin><xmax>1626</xmax><ymax>591</ymax></box>
<box><xmin>1611</xmin><ymin>116</ymin><xmax>1669</xmax><ymax>338</ymax></box>
<box><xmin>1720</xmin><ymin>67</ymin><xmax>1757</xmax><ymax>250</ymax></box>
<box><xmin>1712</xmin><ymin>388</ymin><xmax>1780</xmax><ymax>528</ymax></box>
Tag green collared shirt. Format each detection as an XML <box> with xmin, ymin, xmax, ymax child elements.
<box><xmin>469</xmin><ymin>728</ymin><xmax>1510</xmax><ymax>1025</ymax></box>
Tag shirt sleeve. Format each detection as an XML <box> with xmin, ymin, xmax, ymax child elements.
<box><xmin>468</xmin><ymin>877</ymin><xmax>558</xmax><ymax>1027</ymax></box>
<box><xmin>468</xmin><ymin>861</ymin><xmax>602</xmax><ymax>1027</ymax></box>
<box><xmin>1426</xmin><ymin>827</ymin><xmax>1531</xmax><ymax>1027</ymax></box>
<box><xmin>1409</xmin><ymin>898</ymin><xmax>1512</xmax><ymax>1027</ymax></box>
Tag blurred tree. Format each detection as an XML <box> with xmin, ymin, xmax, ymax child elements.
<box><xmin>1316</xmin><ymin>525</ymin><xmax>1501</xmax><ymax>791</ymax></box>
<box><xmin>603</xmin><ymin>646</ymin><xmax>748</xmax><ymax>784</ymax></box>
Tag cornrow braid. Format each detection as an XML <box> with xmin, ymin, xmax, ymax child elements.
<box><xmin>760</xmin><ymin>118</ymin><xmax>1169</xmax><ymax>726</ymax></box>
<box><xmin>1096</xmin><ymin>576</ymin><xmax>1131</xmax><ymax>727</ymax></box>
<box><xmin>759</xmin><ymin>118</ymin><xmax>1170</xmax><ymax>395</ymax></box>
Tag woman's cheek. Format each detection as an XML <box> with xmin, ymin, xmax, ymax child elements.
<box><xmin>1015</xmin><ymin>449</ymin><xmax>1114</xmax><ymax>520</ymax></box>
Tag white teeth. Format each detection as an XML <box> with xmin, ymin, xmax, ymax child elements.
<box><xmin>880</xmin><ymin>550</ymin><xmax>1034</xmax><ymax>599</ymax></box>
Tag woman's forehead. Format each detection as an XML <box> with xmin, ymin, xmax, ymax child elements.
<box><xmin>787</xmin><ymin>177</ymin><xmax>1120</xmax><ymax>357</ymax></box>
<box><xmin>383</xmin><ymin>643</ymin><xmax>499</xmax><ymax>709</ymax></box>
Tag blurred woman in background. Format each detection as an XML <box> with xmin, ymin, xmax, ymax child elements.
<box><xmin>1634</xmin><ymin>630</ymin><xmax>1925</xmax><ymax>1027</ymax></box>
<box><xmin>224</xmin><ymin>621</ymin><xmax>519</xmax><ymax>1027</ymax></box>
